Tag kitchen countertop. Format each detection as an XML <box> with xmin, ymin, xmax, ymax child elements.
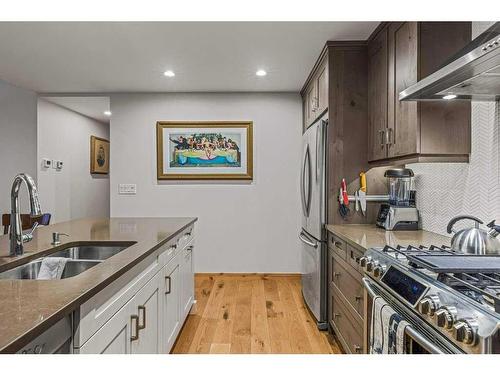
<box><xmin>326</xmin><ymin>224</ymin><xmax>451</xmax><ymax>251</ymax></box>
<box><xmin>0</xmin><ymin>217</ymin><xmax>197</xmax><ymax>353</ymax></box>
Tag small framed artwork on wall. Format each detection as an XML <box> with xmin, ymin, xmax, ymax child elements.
<box><xmin>90</xmin><ymin>135</ymin><xmax>110</xmax><ymax>174</ymax></box>
<box><xmin>156</xmin><ymin>121</ymin><xmax>253</xmax><ymax>180</ymax></box>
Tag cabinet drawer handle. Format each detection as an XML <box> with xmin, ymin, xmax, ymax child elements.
<box><xmin>138</xmin><ymin>305</ymin><xmax>146</xmax><ymax>330</ymax></box>
<box><xmin>334</xmin><ymin>313</ymin><xmax>341</xmax><ymax>319</ymax></box>
<box><xmin>353</xmin><ymin>345</ymin><xmax>362</xmax><ymax>353</ymax></box>
<box><xmin>165</xmin><ymin>276</ymin><xmax>171</xmax><ymax>294</ymax></box>
<box><xmin>378</xmin><ymin>129</ymin><xmax>385</xmax><ymax>147</ymax></box>
<box><xmin>130</xmin><ymin>314</ymin><xmax>139</xmax><ymax>341</ymax></box>
<box><xmin>333</xmin><ymin>272</ymin><xmax>341</xmax><ymax>278</ymax></box>
<box><xmin>333</xmin><ymin>241</ymin><xmax>343</xmax><ymax>249</ymax></box>
<box><xmin>355</xmin><ymin>296</ymin><xmax>362</xmax><ymax>302</ymax></box>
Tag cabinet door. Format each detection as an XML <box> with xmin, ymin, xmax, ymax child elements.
<box><xmin>368</xmin><ymin>28</ymin><xmax>388</xmax><ymax>161</ymax></box>
<box><xmin>161</xmin><ymin>259</ymin><xmax>181</xmax><ymax>353</ymax></box>
<box><xmin>130</xmin><ymin>272</ymin><xmax>161</xmax><ymax>354</ymax></box>
<box><xmin>180</xmin><ymin>244</ymin><xmax>194</xmax><ymax>320</ymax></box>
<box><xmin>316</xmin><ymin>57</ymin><xmax>328</xmax><ymax>115</ymax></box>
<box><xmin>388</xmin><ymin>22</ymin><xmax>419</xmax><ymax>158</ymax></box>
<box><xmin>305</xmin><ymin>81</ymin><xmax>317</xmax><ymax>126</ymax></box>
<box><xmin>78</xmin><ymin>299</ymin><xmax>133</xmax><ymax>354</ymax></box>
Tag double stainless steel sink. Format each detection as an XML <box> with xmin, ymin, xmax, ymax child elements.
<box><xmin>0</xmin><ymin>242</ymin><xmax>135</xmax><ymax>280</ymax></box>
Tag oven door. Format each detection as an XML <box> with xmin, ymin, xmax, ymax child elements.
<box><xmin>362</xmin><ymin>277</ymin><xmax>463</xmax><ymax>354</ymax></box>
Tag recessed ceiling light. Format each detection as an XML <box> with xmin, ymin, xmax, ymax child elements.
<box><xmin>164</xmin><ymin>70</ymin><xmax>175</xmax><ymax>77</ymax></box>
<box><xmin>256</xmin><ymin>69</ymin><xmax>267</xmax><ymax>77</ymax></box>
<box><xmin>104</xmin><ymin>111</ymin><xmax>112</xmax><ymax>116</ymax></box>
<box><xmin>443</xmin><ymin>94</ymin><xmax>457</xmax><ymax>100</ymax></box>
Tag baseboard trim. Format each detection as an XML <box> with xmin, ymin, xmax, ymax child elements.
<box><xmin>195</xmin><ymin>272</ymin><xmax>301</xmax><ymax>278</ymax></box>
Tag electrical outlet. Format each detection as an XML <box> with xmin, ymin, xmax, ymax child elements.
<box><xmin>118</xmin><ymin>184</ymin><xmax>137</xmax><ymax>195</ymax></box>
<box><xmin>55</xmin><ymin>160</ymin><xmax>64</xmax><ymax>170</ymax></box>
<box><xmin>41</xmin><ymin>158</ymin><xmax>52</xmax><ymax>169</ymax></box>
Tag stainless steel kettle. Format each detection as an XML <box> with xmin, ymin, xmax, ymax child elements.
<box><xmin>447</xmin><ymin>215</ymin><xmax>500</xmax><ymax>255</ymax></box>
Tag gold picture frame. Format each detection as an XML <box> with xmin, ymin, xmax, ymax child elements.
<box><xmin>90</xmin><ymin>136</ymin><xmax>110</xmax><ymax>174</ymax></box>
<box><xmin>156</xmin><ymin>121</ymin><xmax>253</xmax><ymax>180</ymax></box>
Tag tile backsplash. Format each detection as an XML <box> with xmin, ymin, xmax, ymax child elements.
<box><xmin>407</xmin><ymin>21</ymin><xmax>499</xmax><ymax>237</ymax></box>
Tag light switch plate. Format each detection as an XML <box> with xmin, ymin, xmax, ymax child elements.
<box><xmin>119</xmin><ymin>184</ymin><xmax>137</xmax><ymax>195</ymax></box>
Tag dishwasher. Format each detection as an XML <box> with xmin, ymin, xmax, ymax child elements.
<box><xmin>18</xmin><ymin>316</ymin><xmax>73</xmax><ymax>354</ymax></box>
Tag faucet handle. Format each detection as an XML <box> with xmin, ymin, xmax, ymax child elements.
<box><xmin>21</xmin><ymin>222</ymin><xmax>39</xmax><ymax>243</ymax></box>
<box><xmin>51</xmin><ymin>232</ymin><xmax>69</xmax><ymax>245</ymax></box>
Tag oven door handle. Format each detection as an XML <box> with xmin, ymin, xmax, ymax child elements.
<box><xmin>362</xmin><ymin>277</ymin><xmax>448</xmax><ymax>354</ymax></box>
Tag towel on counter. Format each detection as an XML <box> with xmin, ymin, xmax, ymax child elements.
<box><xmin>370</xmin><ymin>295</ymin><xmax>411</xmax><ymax>354</ymax></box>
<box><xmin>37</xmin><ymin>257</ymin><xmax>68</xmax><ymax>280</ymax></box>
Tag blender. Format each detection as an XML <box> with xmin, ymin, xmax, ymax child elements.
<box><xmin>376</xmin><ymin>168</ymin><xmax>420</xmax><ymax>230</ymax></box>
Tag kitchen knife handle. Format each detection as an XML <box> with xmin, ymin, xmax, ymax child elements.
<box><xmin>360</xmin><ymin>172</ymin><xmax>366</xmax><ymax>193</ymax></box>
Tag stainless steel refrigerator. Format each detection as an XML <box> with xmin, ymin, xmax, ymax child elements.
<box><xmin>299</xmin><ymin>113</ymin><xmax>328</xmax><ymax>330</ymax></box>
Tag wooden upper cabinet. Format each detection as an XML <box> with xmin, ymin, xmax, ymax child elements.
<box><xmin>301</xmin><ymin>54</ymin><xmax>328</xmax><ymax>131</ymax></box>
<box><xmin>368</xmin><ymin>27</ymin><xmax>388</xmax><ymax>161</ymax></box>
<box><xmin>389</xmin><ymin>22</ymin><xmax>419</xmax><ymax>158</ymax></box>
<box><xmin>368</xmin><ymin>22</ymin><xmax>471</xmax><ymax>164</ymax></box>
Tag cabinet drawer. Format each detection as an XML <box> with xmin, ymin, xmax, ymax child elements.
<box><xmin>330</xmin><ymin>285</ymin><xmax>363</xmax><ymax>354</ymax></box>
<box><xmin>346</xmin><ymin>244</ymin><xmax>364</xmax><ymax>276</ymax></box>
<box><xmin>328</xmin><ymin>232</ymin><xmax>347</xmax><ymax>260</ymax></box>
<box><xmin>331</xmin><ymin>254</ymin><xmax>364</xmax><ymax>318</ymax></box>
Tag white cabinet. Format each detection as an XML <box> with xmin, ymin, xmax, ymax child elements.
<box><xmin>74</xmin><ymin>224</ymin><xmax>195</xmax><ymax>354</ymax></box>
<box><xmin>130</xmin><ymin>272</ymin><xmax>161</xmax><ymax>354</ymax></box>
<box><xmin>161</xmin><ymin>259</ymin><xmax>181</xmax><ymax>353</ymax></box>
<box><xmin>180</xmin><ymin>243</ymin><xmax>194</xmax><ymax>320</ymax></box>
<box><xmin>78</xmin><ymin>297</ymin><xmax>133</xmax><ymax>354</ymax></box>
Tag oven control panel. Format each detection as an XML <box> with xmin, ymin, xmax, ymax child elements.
<box><xmin>380</xmin><ymin>266</ymin><xmax>428</xmax><ymax>306</ymax></box>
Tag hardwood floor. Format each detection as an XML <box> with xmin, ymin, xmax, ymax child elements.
<box><xmin>172</xmin><ymin>274</ymin><xmax>342</xmax><ymax>354</ymax></box>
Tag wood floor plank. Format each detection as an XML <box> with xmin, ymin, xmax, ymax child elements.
<box><xmin>172</xmin><ymin>274</ymin><xmax>341</xmax><ymax>354</ymax></box>
<box><xmin>250</xmin><ymin>278</ymin><xmax>271</xmax><ymax>353</ymax></box>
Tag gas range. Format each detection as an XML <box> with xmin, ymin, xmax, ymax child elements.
<box><xmin>362</xmin><ymin>244</ymin><xmax>500</xmax><ymax>354</ymax></box>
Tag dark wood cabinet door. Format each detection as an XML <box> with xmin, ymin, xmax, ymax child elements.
<box><xmin>367</xmin><ymin>28</ymin><xmax>388</xmax><ymax>161</ymax></box>
<box><xmin>388</xmin><ymin>22</ymin><xmax>419</xmax><ymax>158</ymax></box>
<box><xmin>316</xmin><ymin>57</ymin><xmax>328</xmax><ymax>115</ymax></box>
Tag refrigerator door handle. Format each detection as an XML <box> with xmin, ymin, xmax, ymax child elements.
<box><xmin>299</xmin><ymin>230</ymin><xmax>318</xmax><ymax>248</ymax></box>
<box><xmin>301</xmin><ymin>145</ymin><xmax>311</xmax><ymax>217</ymax></box>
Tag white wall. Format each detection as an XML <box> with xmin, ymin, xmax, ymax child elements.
<box><xmin>110</xmin><ymin>93</ymin><xmax>302</xmax><ymax>273</ymax></box>
<box><xmin>0</xmin><ymin>79</ymin><xmax>37</xmax><ymax>215</ymax></box>
<box><xmin>408</xmin><ymin>22</ymin><xmax>499</xmax><ymax>236</ymax></box>
<box><xmin>37</xmin><ymin>99</ymin><xmax>110</xmax><ymax>223</ymax></box>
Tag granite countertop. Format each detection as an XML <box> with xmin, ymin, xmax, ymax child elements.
<box><xmin>325</xmin><ymin>224</ymin><xmax>451</xmax><ymax>251</ymax></box>
<box><xmin>0</xmin><ymin>217</ymin><xmax>197</xmax><ymax>353</ymax></box>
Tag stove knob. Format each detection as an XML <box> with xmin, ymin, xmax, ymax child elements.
<box><xmin>365</xmin><ymin>261</ymin><xmax>376</xmax><ymax>273</ymax></box>
<box><xmin>359</xmin><ymin>256</ymin><xmax>370</xmax><ymax>268</ymax></box>
<box><xmin>453</xmin><ymin>320</ymin><xmax>476</xmax><ymax>346</ymax></box>
<box><xmin>373</xmin><ymin>264</ymin><xmax>386</xmax><ymax>278</ymax></box>
<box><xmin>418</xmin><ymin>295</ymin><xmax>439</xmax><ymax>316</ymax></box>
<box><xmin>434</xmin><ymin>307</ymin><xmax>457</xmax><ymax>330</ymax></box>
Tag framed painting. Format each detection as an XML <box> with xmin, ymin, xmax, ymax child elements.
<box><xmin>156</xmin><ymin>121</ymin><xmax>253</xmax><ymax>180</ymax></box>
<box><xmin>90</xmin><ymin>136</ymin><xmax>110</xmax><ymax>174</ymax></box>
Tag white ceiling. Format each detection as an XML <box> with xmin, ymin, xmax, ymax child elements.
<box><xmin>0</xmin><ymin>22</ymin><xmax>379</xmax><ymax>93</ymax></box>
<box><xmin>42</xmin><ymin>96</ymin><xmax>110</xmax><ymax>123</ymax></box>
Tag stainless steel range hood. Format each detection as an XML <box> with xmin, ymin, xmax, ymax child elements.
<box><xmin>400</xmin><ymin>22</ymin><xmax>500</xmax><ymax>101</ymax></box>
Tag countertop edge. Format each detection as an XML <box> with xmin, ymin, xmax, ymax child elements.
<box><xmin>0</xmin><ymin>217</ymin><xmax>197</xmax><ymax>354</ymax></box>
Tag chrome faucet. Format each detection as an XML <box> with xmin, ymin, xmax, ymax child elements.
<box><xmin>10</xmin><ymin>173</ymin><xmax>42</xmax><ymax>256</ymax></box>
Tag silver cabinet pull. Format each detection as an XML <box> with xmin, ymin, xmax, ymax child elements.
<box><xmin>378</xmin><ymin>129</ymin><xmax>385</xmax><ymax>147</ymax></box>
<box><xmin>165</xmin><ymin>276</ymin><xmax>171</xmax><ymax>294</ymax></box>
<box><xmin>130</xmin><ymin>315</ymin><xmax>139</xmax><ymax>341</ymax></box>
<box><xmin>334</xmin><ymin>241</ymin><xmax>343</xmax><ymax>248</ymax></box>
<box><xmin>333</xmin><ymin>272</ymin><xmax>341</xmax><ymax>278</ymax></box>
<box><xmin>353</xmin><ymin>345</ymin><xmax>362</xmax><ymax>353</ymax></box>
<box><xmin>334</xmin><ymin>313</ymin><xmax>341</xmax><ymax>319</ymax></box>
<box><xmin>138</xmin><ymin>305</ymin><xmax>146</xmax><ymax>330</ymax></box>
<box><xmin>386</xmin><ymin>127</ymin><xmax>393</xmax><ymax>146</ymax></box>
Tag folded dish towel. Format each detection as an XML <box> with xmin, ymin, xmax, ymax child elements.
<box><xmin>37</xmin><ymin>257</ymin><xmax>68</xmax><ymax>280</ymax></box>
<box><xmin>370</xmin><ymin>296</ymin><xmax>387</xmax><ymax>354</ymax></box>
<box><xmin>370</xmin><ymin>296</ymin><xmax>410</xmax><ymax>354</ymax></box>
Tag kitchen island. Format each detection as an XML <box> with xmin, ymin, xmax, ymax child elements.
<box><xmin>0</xmin><ymin>217</ymin><xmax>197</xmax><ymax>353</ymax></box>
